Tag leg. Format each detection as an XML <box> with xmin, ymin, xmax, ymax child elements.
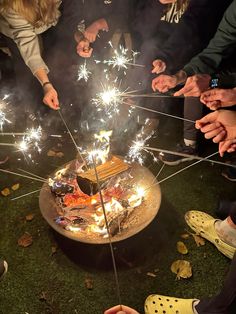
<box><xmin>196</xmin><ymin>253</ymin><xmax>236</xmax><ymax>314</ymax></box>
<box><xmin>183</xmin><ymin>97</ymin><xmax>203</xmax><ymax>146</ymax></box>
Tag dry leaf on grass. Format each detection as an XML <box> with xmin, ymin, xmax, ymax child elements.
<box><xmin>51</xmin><ymin>245</ymin><xmax>58</xmax><ymax>255</ymax></box>
<box><xmin>177</xmin><ymin>241</ymin><xmax>188</xmax><ymax>255</ymax></box>
<box><xmin>25</xmin><ymin>213</ymin><xmax>35</xmax><ymax>221</ymax></box>
<box><xmin>180</xmin><ymin>233</ymin><xmax>190</xmax><ymax>239</ymax></box>
<box><xmin>47</xmin><ymin>150</ymin><xmax>56</xmax><ymax>157</ymax></box>
<box><xmin>85</xmin><ymin>277</ymin><xmax>93</xmax><ymax>290</ymax></box>
<box><xmin>56</xmin><ymin>152</ymin><xmax>64</xmax><ymax>158</ymax></box>
<box><xmin>147</xmin><ymin>272</ymin><xmax>157</xmax><ymax>278</ymax></box>
<box><xmin>11</xmin><ymin>183</ymin><xmax>20</xmax><ymax>191</ymax></box>
<box><xmin>18</xmin><ymin>232</ymin><xmax>33</xmax><ymax>247</ymax></box>
<box><xmin>47</xmin><ymin>150</ymin><xmax>64</xmax><ymax>158</ymax></box>
<box><xmin>192</xmin><ymin>234</ymin><xmax>205</xmax><ymax>247</ymax></box>
<box><xmin>171</xmin><ymin>260</ymin><xmax>192</xmax><ymax>280</ymax></box>
<box><xmin>1</xmin><ymin>188</ymin><xmax>10</xmax><ymax>196</ymax></box>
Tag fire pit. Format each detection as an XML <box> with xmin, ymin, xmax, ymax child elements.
<box><xmin>39</xmin><ymin>156</ymin><xmax>161</xmax><ymax>244</ymax></box>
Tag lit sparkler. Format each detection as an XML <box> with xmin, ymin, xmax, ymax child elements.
<box><xmin>77</xmin><ymin>62</ymin><xmax>91</xmax><ymax>82</ymax></box>
<box><xmin>126</xmin><ymin>125</ymin><xmax>155</xmax><ymax>165</ymax></box>
<box><xmin>102</xmin><ymin>44</ymin><xmax>143</xmax><ymax>72</ymax></box>
<box><xmin>16</xmin><ymin>126</ymin><xmax>42</xmax><ymax>154</ymax></box>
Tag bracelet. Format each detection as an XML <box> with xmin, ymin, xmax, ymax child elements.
<box><xmin>209</xmin><ymin>74</ymin><xmax>220</xmax><ymax>89</ymax></box>
<box><xmin>42</xmin><ymin>81</ymin><xmax>52</xmax><ymax>88</ymax></box>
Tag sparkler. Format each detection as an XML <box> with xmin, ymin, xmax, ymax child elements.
<box><xmin>91</xmin><ymin>154</ymin><xmax>122</xmax><ymax>309</ymax></box>
<box><xmin>16</xmin><ymin>126</ymin><xmax>42</xmax><ymax>154</ymax></box>
<box><xmin>93</xmin><ymin>85</ymin><xmax>194</xmax><ymax>123</ymax></box>
<box><xmin>126</xmin><ymin>126</ymin><xmax>155</xmax><ymax>165</ymax></box>
<box><xmin>0</xmin><ymin>110</ymin><xmax>11</xmax><ymax>130</ymax></box>
<box><xmin>77</xmin><ymin>61</ymin><xmax>91</xmax><ymax>82</ymax></box>
<box><xmin>102</xmin><ymin>44</ymin><xmax>144</xmax><ymax>72</ymax></box>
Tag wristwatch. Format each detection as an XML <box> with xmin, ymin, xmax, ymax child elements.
<box><xmin>209</xmin><ymin>74</ymin><xmax>220</xmax><ymax>89</ymax></box>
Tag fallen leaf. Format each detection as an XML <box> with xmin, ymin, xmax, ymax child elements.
<box><xmin>177</xmin><ymin>241</ymin><xmax>188</xmax><ymax>255</ymax></box>
<box><xmin>147</xmin><ymin>272</ymin><xmax>157</xmax><ymax>278</ymax></box>
<box><xmin>1</xmin><ymin>188</ymin><xmax>10</xmax><ymax>196</ymax></box>
<box><xmin>39</xmin><ymin>291</ymin><xmax>47</xmax><ymax>301</ymax></box>
<box><xmin>51</xmin><ymin>244</ymin><xmax>58</xmax><ymax>255</ymax></box>
<box><xmin>192</xmin><ymin>234</ymin><xmax>205</xmax><ymax>247</ymax></box>
<box><xmin>56</xmin><ymin>152</ymin><xmax>64</xmax><ymax>158</ymax></box>
<box><xmin>85</xmin><ymin>277</ymin><xmax>93</xmax><ymax>290</ymax></box>
<box><xmin>11</xmin><ymin>183</ymin><xmax>20</xmax><ymax>191</ymax></box>
<box><xmin>25</xmin><ymin>213</ymin><xmax>35</xmax><ymax>221</ymax></box>
<box><xmin>47</xmin><ymin>150</ymin><xmax>56</xmax><ymax>157</ymax></box>
<box><xmin>171</xmin><ymin>260</ymin><xmax>192</xmax><ymax>280</ymax></box>
<box><xmin>180</xmin><ymin>233</ymin><xmax>190</xmax><ymax>239</ymax></box>
<box><xmin>18</xmin><ymin>232</ymin><xmax>33</xmax><ymax>247</ymax></box>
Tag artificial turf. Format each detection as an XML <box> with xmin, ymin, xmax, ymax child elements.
<box><xmin>0</xmin><ymin>108</ymin><xmax>235</xmax><ymax>314</ymax></box>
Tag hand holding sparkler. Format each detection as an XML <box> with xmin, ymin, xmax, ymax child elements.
<box><xmin>200</xmin><ymin>88</ymin><xmax>236</xmax><ymax>110</ymax></box>
<box><xmin>76</xmin><ymin>38</ymin><xmax>93</xmax><ymax>58</ymax></box>
<box><xmin>43</xmin><ymin>84</ymin><xmax>60</xmax><ymax>110</ymax></box>
<box><xmin>151</xmin><ymin>59</ymin><xmax>166</xmax><ymax>74</ymax></box>
<box><xmin>84</xmin><ymin>19</ymin><xmax>108</xmax><ymax>43</ymax></box>
<box><xmin>196</xmin><ymin>110</ymin><xmax>236</xmax><ymax>156</ymax></box>
<box><xmin>152</xmin><ymin>70</ymin><xmax>187</xmax><ymax>93</ymax></box>
<box><xmin>174</xmin><ymin>73</ymin><xmax>211</xmax><ymax>97</ymax></box>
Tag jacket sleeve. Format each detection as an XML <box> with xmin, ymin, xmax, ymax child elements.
<box><xmin>2</xmin><ymin>9</ymin><xmax>49</xmax><ymax>75</ymax></box>
<box><xmin>154</xmin><ymin>0</ymin><xmax>226</xmax><ymax>73</ymax></box>
<box><xmin>183</xmin><ymin>0</ymin><xmax>236</xmax><ymax>76</ymax></box>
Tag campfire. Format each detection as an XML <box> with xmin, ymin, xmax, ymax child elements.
<box><xmin>40</xmin><ymin>155</ymin><xmax>161</xmax><ymax>244</ymax></box>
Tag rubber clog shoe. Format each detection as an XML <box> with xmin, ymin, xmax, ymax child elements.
<box><xmin>144</xmin><ymin>294</ymin><xmax>197</xmax><ymax>314</ymax></box>
<box><xmin>185</xmin><ymin>210</ymin><xmax>236</xmax><ymax>259</ymax></box>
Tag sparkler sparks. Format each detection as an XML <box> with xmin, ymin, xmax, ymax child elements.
<box><xmin>17</xmin><ymin>126</ymin><xmax>42</xmax><ymax>154</ymax></box>
<box><xmin>102</xmin><ymin>44</ymin><xmax>142</xmax><ymax>73</ymax></box>
<box><xmin>77</xmin><ymin>62</ymin><xmax>91</xmax><ymax>82</ymax></box>
<box><xmin>0</xmin><ymin>110</ymin><xmax>11</xmax><ymax>130</ymax></box>
<box><xmin>126</xmin><ymin>125</ymin><xmax>154</xmax><ymax>165</ymax></box>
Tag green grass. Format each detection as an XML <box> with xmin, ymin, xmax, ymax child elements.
<box><xmin>0</xmin><ymin>121</ymin><xmax>235</xmax><ymax>314</ymax></box>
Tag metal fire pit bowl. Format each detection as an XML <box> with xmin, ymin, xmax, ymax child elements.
<box><xmin>39</xmin><ymin>160</ymin><xmax>161</xmax><ymax>244</ymax></box>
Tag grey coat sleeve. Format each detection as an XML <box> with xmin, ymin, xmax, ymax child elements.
<box><xmin>2</xmin><ymin>9</ymin><xmax>49</xmax><ymax>75</ymax></box>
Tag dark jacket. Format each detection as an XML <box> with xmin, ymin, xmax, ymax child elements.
<box><xmin>133</xmin><ymin>0</ymin><xmax>232</xmax><ymax>73</ymax></box>
<box><xmin>78</xmin><ymin>0</ymin><xmax>130</xmax><ymax>33</ymax></box>
<box><xmin>183</xmin><ymin>0</ymin><xmax>236</xmax><ymax>76</ymax></box>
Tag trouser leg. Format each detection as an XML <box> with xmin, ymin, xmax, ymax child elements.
<box><xmin>196</xmin><ymin>253</ymin><xmax>236</xmax><ymax>314</ymax></box>
<box><xmin>183</xmin><ymin>97</ymin><xmax>203</xmax><ymax>141</ymax></box>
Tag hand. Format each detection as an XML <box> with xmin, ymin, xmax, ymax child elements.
<box><xmin>43</xmin><ymin>84</ymin><xmax>59</xmax><ymax>110</ymax></box>
<box><xmin>152</xmin><ymin>74</ymin><xmax>178</xmax><ymax>92</ymax></box>
<box><xmin>200</xmin><ymin>88</ymin><xmax>236</xmax><ymax>110</ymax></box>
<box><xmin>151</xmin><ymin>59</ymin><xmax>166</xmax><ymax>74</ymax></box>
<box><xmin>104</xmin><ymin>305</ymin><xmax>140</xmax><ymax>314</ymax></box>
<box><xmin>84</xmin><ymin>22</ymin><xmax>100</xmax><ymax>42</ymax></box>
<box><xmin>195</xmin><ymin>110</ymin><xmax>236</xmax><ymax>156</ymax></box>
<box><xmin>76</xmin><ymin>38</ymin><xmax>93</xmax><ymax>58</ymax></box>
<box><xmin>219</xmin><ymin>139</ymin><xmax>236</xmax><ymax>155</ymax></box>
<box><xmin>174</xmin><ymin>74</ymin><xmax>211</xmax><ymax>97</ymax></box>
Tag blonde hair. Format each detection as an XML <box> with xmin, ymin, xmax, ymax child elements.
<box><xmin>0</xmin><ymin>0</ymin><xmax>59</xmax><ymax>27</ymax></box>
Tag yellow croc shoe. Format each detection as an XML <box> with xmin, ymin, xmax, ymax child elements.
<box><xmin>185</xmin><ymin>210</ymin><xmax>236</xmax><ymax>259</ymax></box>
<box><xmin>144</xmin><ymin>294</ymin><xmax>197</xmax><ymax>314</ymax></box>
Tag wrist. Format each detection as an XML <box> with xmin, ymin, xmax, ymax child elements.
<box><xmin>175</xmin><ymin>70</ymin><xmax>187</xmax><ymax>84</ymax></box>
<box><xmin>42</xmin><ymin>81</ymin><xmax>53</xmax><ymax>91</ymax></box>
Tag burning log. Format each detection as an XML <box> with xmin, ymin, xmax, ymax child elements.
<box><xmin>79</xmin><ymin>155</ymin><xmax>130</xmax><ymax>182</ymax></box>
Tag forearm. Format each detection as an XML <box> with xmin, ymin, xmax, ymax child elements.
<box><xmin>34</xmin><ymin>68</ymin><xmax>52</xmax><ymax>86</ymax></box>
